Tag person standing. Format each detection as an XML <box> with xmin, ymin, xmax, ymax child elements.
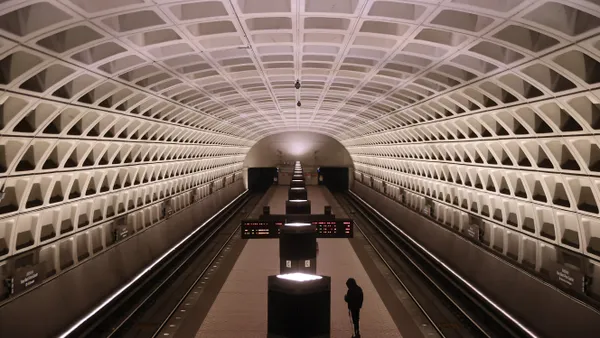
<box><xmin>344</xmin><ymin>278</ymin><xmax>363</xmax><ymax>338</ymax></box>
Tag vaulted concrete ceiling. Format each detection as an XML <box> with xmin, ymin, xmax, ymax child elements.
<box><xmin>2</xmin><ymin>0</ymin><xmax>600</xmax><ymax>275</ymax></box>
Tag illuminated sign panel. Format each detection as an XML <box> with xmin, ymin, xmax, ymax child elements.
<box><xmin>241</xmin><ymin>221</ymin><xmax>272</xmax><ymax>238</ymax></box>
<box><xmin>242</xmin><ymin>219</ymin><xmax>353</xmax><ymax>238</ymax></box>
<box><xmin>312</xmin><ymin>219</ymin><xmax>353</xmax><ymax>238</ymax></box>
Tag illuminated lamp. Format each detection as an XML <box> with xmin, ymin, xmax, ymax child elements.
<box><xmin>277</xmin><ymin>272</ymin><xmax>321</xmax><ymax>282</ymax></box>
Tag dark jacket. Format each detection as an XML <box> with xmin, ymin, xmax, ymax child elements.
<box><xmin>344</xmin><ymin>279</ymin><xmax>363</xmax><ymax>310</ymax></box>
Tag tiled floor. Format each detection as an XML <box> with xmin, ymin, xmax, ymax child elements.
<box><xmin>194</xmin><ymin>186</ymin><xmax>402</xmax><ymax>337</ymax></box>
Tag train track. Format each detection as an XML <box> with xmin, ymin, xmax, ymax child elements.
<box><xmin>65</xmin><ymin>191</ymin><xmax>261</xmax><ymax>338</ymax></box>
<box><xmin>335</xmin><ymin>191</ymin><xmax>534</xmax><ymax>338</ymax></box>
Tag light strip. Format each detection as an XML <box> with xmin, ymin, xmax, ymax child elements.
<box><xmin>349</xmin><ymin>191</ymin><xmax>538</xmax><ymax>338</ymax></box>
<box><xmin>277</xmin><ymin>273</ymin><xmax>322</xmax><ymax>282</ymax></box>
<box><xmin>58</xmin><ymin>190</ymin><xmax>249</xmax><ymax>338</ymax></box>
<box><xmin>285</xmin><ymin>222</ymin><xmax>312</xmax><ymax>227</ymax></box>
<box><xmin>290</xmin><ymin>187</ymin><xmax>305</xmax><ymax>190</ymax></box>
<box><xmin>288</xmin><ymin>199</ymin><xmax>307</xmax><ymax>202</ymax></box>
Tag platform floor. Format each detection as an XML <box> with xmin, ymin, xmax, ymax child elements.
<box><xmin>194</xmin><ymin>185</ymin><xmax>402</xmax><ymax>337</ymax></box>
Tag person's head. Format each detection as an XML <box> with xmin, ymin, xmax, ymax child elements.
<box><xmin>346</xmin><ymin>278</ymin><xmax>357</xmax><ymax>289</ymax></box>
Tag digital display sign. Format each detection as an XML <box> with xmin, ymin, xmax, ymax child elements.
<box><xmin>241</xmin><ymin>221</ymin><xmax>272</xmax><ymax>238</ymax></box>
<box><xmin>312</xmin><ymin>219</ymin><xmax>353</xmax><ymax>238</ymax></box>
<box><xmin>242</xmin><ymin>219</ymin><xmax>353</xmax><ymax>238</ymax></box>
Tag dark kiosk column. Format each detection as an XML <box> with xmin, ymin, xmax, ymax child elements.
<box><xmin>288</xmin><ymin>187</ymin><xmax>308</xmax><ymax>200</ymax></box>
<box><xmin>267</xmin><ymin>273</ymin><xmax>331</xmax><ymax>338</ymax></box>
<box><xmin>279</xmin><ymin>223</ymin><xmax>317</xmax><ymax>274</ymax></box>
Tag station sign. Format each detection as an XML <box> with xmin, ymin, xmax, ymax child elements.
<box><xmin>551</xmin><ymin>263</ymin><xmax>585</xmax><ymax>294</ymax></box>
<box><xmin>464</xmin><ymin>223</ymin><xmax>480</xmax><ymax>241</ymax></box>
<box><xmin>12</xmin><ymin>264</ymin><xmax>46</xmax><ymax>295</ymax></box>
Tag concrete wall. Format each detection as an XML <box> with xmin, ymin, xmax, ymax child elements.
<box><xmin>243</xmin><ymin>131</ymin><xmax>353</xmax><ymax>168</ymax></box>
<box><xmin>351</xmin><ymin>182</ymin><xmax>600</xmax><ymax>338</ymax></box>
<box><xmin>0</xmin><ymin>180</ymin><xmax>245</xmax><ymax>338</ymax></box>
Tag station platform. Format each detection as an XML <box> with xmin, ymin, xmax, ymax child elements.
<box><xmin>170</xmin><ymin>185</ymin><xmax>431</xmax><ymax>338</ymax></box>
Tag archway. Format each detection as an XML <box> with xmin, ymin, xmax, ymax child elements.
<box><xmin>243</xmin><ymin>131</ymin><xmax>354</xmax><ymax>190</ymax></box>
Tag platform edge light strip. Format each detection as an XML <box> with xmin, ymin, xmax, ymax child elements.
<box><xmin>58</xmin><ymin>190</ymin><xmax>249</xmax><ymax>338</ymax></box>
<box><xmin>349</xmin><ymin>191</ymin><xmax>538</xmax><ymax>338</ymax></box>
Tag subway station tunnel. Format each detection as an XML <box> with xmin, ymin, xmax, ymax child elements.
<box><xmin>1</xmin><ymin>0</ymin><xmax>600</xmax><ymax>337</ymax></box>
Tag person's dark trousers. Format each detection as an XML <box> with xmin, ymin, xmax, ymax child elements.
<box><xmin>351</xmin><ymin>309</ymin><xmax>360</xmax><ymax>337</ymax></box>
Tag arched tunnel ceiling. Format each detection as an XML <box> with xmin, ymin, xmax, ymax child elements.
<box><xmin>1</xmin><ymin>0</ymin><xmax>600</xmax><ymax>269</ymax></box>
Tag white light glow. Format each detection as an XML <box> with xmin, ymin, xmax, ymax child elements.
<box><xmin>290</xmin><ymin>187</ymin><xmax>305</xmax><ymax>190</ymax></box>
<box><xmin>288</xmin><ymin>141</ymin><xmax>311</xmax><ymax>156</ymax></box>
<box><xmin>289</xmin><ymin>199</ymin><xmax>307</xmax><ymax>202</ymax></box>
<box><xmin>285</xmin><ymin>222</ymin><xmax>312</xmax><ymax>227</ymax></box>
<box><xmin>277</xmin><ymin>273</ymin><xmax>322</xmax><ymax>282</ymax></box>
<box><xmin>58</xmin><ymin>190</ymin><xmax>249</xmax><ymax>338</ymax></box>
<box><xmin>292</xmin><ymin>179</ymin><xmax>303</xmax><ymax>182</ymax></box>
<box><xmin>349</xmin><ymin>191</ymin><xmax>538</xmax><ymax>338</ymax></box>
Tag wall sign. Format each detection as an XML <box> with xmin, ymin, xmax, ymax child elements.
<box><xmin>12</xmin><ymin>264</ymin><xmax>46</xmax><ymax>295</ymax></box>
<box><xmin>466</xmin><ymin>216</ymin><xmax>483</xmax><ymax>242</ymax></box>
<box><xmin>464</xmin><ymin>224</ymin><xmax>480</xmax><ymax>241</ymax></box>
<box><xmin>305</xmin><ymin>260</ymin><xmax>310</xmax><ymax>267</ymax></box>
<box><xmin>164</xmin><ymin>199</ymin><xmax>174</xmax><ymax>219</ymax></box>
<box><xmin>423</xmin><ymin>198</ymin><xmax>434</xmax><ymax>218</ymax></box>
<box><xmin>551</xmin><ymin>263</ymin><xmax>585</xmax><ymax>294</ymax></box>
<box><xmin>113</xmin><ymin>217</ymin><xmax>129</xmax><ymax>242</ymax></box>
<box><xmin>114</xmin><ymin>224</ymin><xmax>129</xmax><ymax>241</ymax></box>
